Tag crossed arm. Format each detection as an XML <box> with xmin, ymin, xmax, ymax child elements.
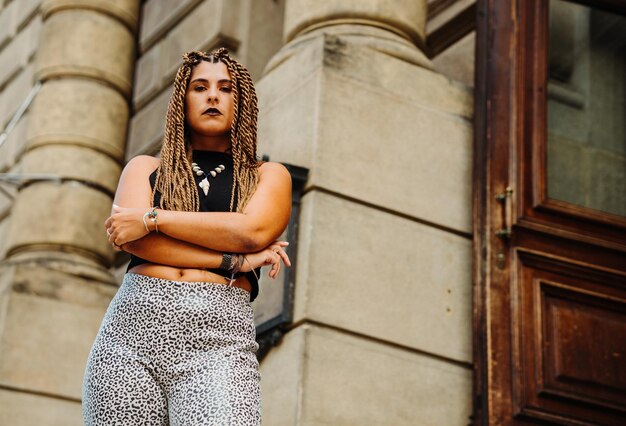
<box><xmin>105</xmin><ymin>155</ymin><xmax>292</xmax><ymax>269</ymax></box>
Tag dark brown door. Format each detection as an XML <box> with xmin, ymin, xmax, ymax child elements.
<box><xmin>474</xmin><ymin>0</ymin><xmax>626</xmax><ymax>424</ymax></box>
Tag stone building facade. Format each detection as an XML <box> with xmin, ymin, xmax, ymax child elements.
<box><xmin>0</xmin><ymin>0</ymin><xmax>477</xmax><ymax>424</ymax></box>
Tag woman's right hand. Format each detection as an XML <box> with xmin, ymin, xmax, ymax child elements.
<box><xmin>241</xmin><ymin>241</ymin><xmax>291</xmax><ymax>279</ymax></box>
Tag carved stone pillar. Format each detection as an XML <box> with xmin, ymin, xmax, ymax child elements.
<box><xmin>4</xmin><ymin>0</ymin><xmax>138</xmax><ymax>277</ymax></box>
<box><xmin>0</xmin><ymin>0</ymin><xmax>139</xmax><ymax>422</ymax></box>
<box><xmin>256</xmin><ymin>1</ymin><xmax>474</xmax><ymax>424</ymax></box>
<box><xmin>266</xmin><ymin>0</ymin><xmax>430</xmax><ymax>74</ymax></box>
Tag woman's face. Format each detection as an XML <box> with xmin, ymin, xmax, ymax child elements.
<box><xmin>185</xmin><ymin>60</ymin><xmax>235</xmax><ymax>140</ymax></box>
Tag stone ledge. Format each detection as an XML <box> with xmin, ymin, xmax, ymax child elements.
<box><xmin>5</xmin><ymin>182</ymin><xmax>116</xmax><ymax>263</ymax></box>
<box><xmin>0</xmin><ymin>388</ymin><xmax>83</xmax><ymax>426</ymax></box>
<box><xmin>25</xmin><ymin>78</ymin><xmax>128</xmax><ymax>161</ymax></box>
<box><xmin>258</xmin><ymin>35</ymin><xmax>473</xmax><ymax>233</ymax></box>
<box><xmin>35</xmin><ymin>9</ymin><xmax>135</xmax><ymax>97</ymax></box>
<box><xmin>41</xmin><ymin>0</ymin><xmax>140</xmax><ymax>32</ymax></box>
<box><xmin>0</xmin><ymin>14</ymin><xmax>40</xmax><ymax>90</ymax></box>
<box><xmin>292</xmin><ymin>190</ymin><xmax>472</xmax><ymax>363</ymax></box>
<box><xmin>0</xmin><ymin>268</ymin><xmax>115</xmax><ymax>399</ymax></box>
<box><xmin>260</xmin><ymin>323</ymin><xmax>472</xmax><ymax>426</ymax></box>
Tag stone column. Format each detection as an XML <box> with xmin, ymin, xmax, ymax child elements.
<box><xmin>256</xmin><ymin>1</ymin><xmax>474</xmax><ymax>424</ymax></box>
<box><xmin>0</xmin><ymin>0</ymin><xmax>139</xmax><ymax>423</ymax></box>
<box><xmin>6</xmin><ymin>0</ymin><xmax>139</xmax><ymax>277</ymax></box>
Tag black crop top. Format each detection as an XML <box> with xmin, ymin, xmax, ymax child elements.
<box><xmin>126</xmin><ymin>149</ymin><xmax>261</xmax><ymax>302</ymax></box>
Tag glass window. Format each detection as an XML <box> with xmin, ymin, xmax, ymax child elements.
<box><xmin>547</xmin><ymin>0</ymin><xmax>626</xmax><ymax>216</ymax></box>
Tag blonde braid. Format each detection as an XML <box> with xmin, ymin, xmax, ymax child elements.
<box><xmin>152</xmin><ymin>48</ymin><xmax>259</xmax><ymax>213</ymax></box>
<box><xmin>214</xmin><ymin>49</ymin><xmax>260</xmax><ymax>212</ymax></box>
<box><xmin>153</xmin><ymin>51</ymin><xmax>202</xmax><ymax>211</ymax></box>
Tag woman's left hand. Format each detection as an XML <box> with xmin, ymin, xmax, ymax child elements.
<box><xmin>241</xmin><ymin>241</ymin><xmax>291</xmax><ymax>279</ymax></box>
<box><xmin>104</xmin><ymin>205</ymin><xmax>150</xmax><ymax>250</ymax></box>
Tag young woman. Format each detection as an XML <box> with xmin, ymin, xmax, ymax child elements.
<box><xmin>82</xmin><ymin>48</ymin><xmax>292</xmax><ymax>425</ymax></box>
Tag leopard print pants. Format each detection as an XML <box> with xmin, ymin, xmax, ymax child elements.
<box><xmin>82</xmin><ymin>272</ymin><xmax>261</xmax><ymax>425</ymax></box>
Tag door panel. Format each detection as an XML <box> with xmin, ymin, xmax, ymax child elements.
<box><xmin>514</xmin><ymin>250</ymin><xmax>626</xmax><ymax>424</ymax></box>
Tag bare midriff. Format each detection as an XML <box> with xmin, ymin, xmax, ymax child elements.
<box><xmin>128</xmin><ymin>263</ymin><xmax>252</xmax><ymax>294</ymax></box>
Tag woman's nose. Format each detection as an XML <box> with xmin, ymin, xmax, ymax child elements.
<box><xmin>207</xmin><ymin>89</ymin><xmax>219</xmax><ymax>102</ymax></box>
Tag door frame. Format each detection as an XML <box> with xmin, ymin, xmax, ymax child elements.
<box><xmin>473</xmin><ymin>0</ymin><xmax>626</xmax><ymax>423</ymax></box>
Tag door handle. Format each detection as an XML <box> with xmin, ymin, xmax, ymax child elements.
<box><xmin>495</xmin><ymin>186</ymin><xmax>513</xmax><ymax>239</ymax></box>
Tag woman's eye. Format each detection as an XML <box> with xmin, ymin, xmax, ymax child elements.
<box><xmin>220</xmin><ymin>87</ymin><xmax>232</xmax><ymax>92</ymax></box>
<box><xmin>194</xmin><ymin>86</ymin><xmax>206</xmax><ymax>92</ymax></box>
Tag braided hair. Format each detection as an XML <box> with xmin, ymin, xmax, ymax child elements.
<box><xmin>152</xmin><ymin>47</ymin><xmax>260</xmax><ymax>213</ymax></box>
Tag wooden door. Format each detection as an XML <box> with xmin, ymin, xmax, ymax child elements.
<box><xmin>473</xmin><ymin>0</ymin><xmax>626</xmax><ymax>424</ymax></box>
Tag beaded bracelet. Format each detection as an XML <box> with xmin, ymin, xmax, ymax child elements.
<box><xmin>142</xmin><ymin>207</ymin><xmax>158</xmax><ymax>232</ymax></box>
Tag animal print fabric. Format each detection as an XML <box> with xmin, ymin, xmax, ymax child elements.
<box><xmin>82</xmin><ymin>272</ymin><xmax>261</xmax><ymax>425</ymax></box>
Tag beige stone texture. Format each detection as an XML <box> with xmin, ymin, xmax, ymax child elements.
<box><xmin>284</xmin><ymin>0</ymin><xmax>427</xmax><ymax>46</ymax></box>
<box><xmin>258</xmin><ymin>36</ymin><xmax>473</xmax><ymax>233</ymax></box>
<box><xmin>20</xmin><ymin>145</ymin><xmax>122</xmax><ymax>194</ymax></box>
<box><xmin>0</xmin><ymin>13</ymin><xmax>40</xmax><ymax>89</ymax></box>
<box><xmin>256</xmin><ymin>21</ymin><xmax>474</xmax><ymax>422</ymax></box>
<box><xmin>240</xmin><ymin>0</ymin><xmax>286</xmax><ymax>81</ymax></box>
<box><xmin>35</xmin><ymin>9</ymin><xmax>135</xmax><ymax>96</ymax></box>
<box><xmin>0</xmin><ymin>1</ymin><xmax>17</xmax><ymax>49</ymax></box>
<box><xmin>5</xmin><ymin>182</ymin><xmax>116</xmax><ymax>264</ymax></box>
<box><xmin>0</xmin><ymin>183</ymin><xmax>12</xmax><ymax>214</ymax></box>
<box><xmin>0</xmin><ymin>264</ymin><xmax>116</xmax><ymax>399</ymax></box>
<box><xmin>260</xmin><ymin>324</ymin><xmax>472</xmax><ymax>425</ymax></box>
<box><xmin>0</xmin><ymin>165</ymin><xmax>18</xmax><ymax>219</ymax></box>
<box><xmin>41</xmin><ymin>0</ymin><xmax>140</xmax><ymax>31</ymax></box>
<box><xmin>138</xmin><ymin>0</ymin><xmax>202</xmax><ymax>52</ymax></box>
<box><xmin>127</xmin><ymin>86</ymin><xmax>170</xmax><ymax>158</ymax></box>
<box><xmin>257</xmin><ymin>66</ymin><xmax>320</xmax><ymax>168</ymax></box>
<box><xmin>0</xmin><ymin>196</ymin><xmax>12</xmax><ymax>220</ymax></box>
<box><xmin>132</xmin><ymin>39</ymin><xmax>164</xmax><ymax>109</ymax></box>
<box><xmin>0</xmin><ymin>111</ymin><xmax>28</xmax><ymax>172</ymax></box>
<box><xmin>6</xmin><ymin>250</ymin><xmax>115</xmax><ymax>284</ymax></box>
<box><xmin>0</xmin><ymin>215</ymin><xmax>10</xmax><ymax>258</ymax></box>
<box><xmin>0</xmin><ymin>0</ymin><xmax>40</xmax><ymax>50</ymax></box>
<box><xmin>26</xmin><ymin>79</ymin><xmax>129</xmax><ymax>161</ymax></box>
<box><xmin>161</xmin><ymin>0</ymin><xmax>241</xmax><ymax>81</ymax></box>
<box><xmin>315</xmin><ymin>71</ymin><xmax>472</xmax><ymax>233</ymax></box>
<box><xmin>265</xmin><ymin>21</ymin><xmax>431</xmax><ymax>75</ymax></box>
<box><xmin>294</xmin><ymin>191</ymin><xmax>472</xmax><ymax>363</ymax></box>
<box><xmin>0</xmin><ymin>63</ymin><xmax>34</xmax><ymax>129</ymax></box>
<box><xmin>259</xmin><ymin>323</ymin><xmax>306</xmax><ymax>425</ymax></box>
<box><xmin>12</xmin><ymin>0</ymin><xmax>40</xmax><ymax>30</ymax></box>
<box><xmin>432</xmin><ymin>30</ymin><xmax>476</xmax><ymax>88</ymax></box>
<box><xmin>0</xmin><ymin>389</ymin><xmax>82</xmax><ymax>426</ymax></box>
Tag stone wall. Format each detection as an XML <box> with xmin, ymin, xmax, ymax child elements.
<box><xmin>0</xmin><ymin>0</ymin><xmax>477</xmax><ymax>424</ymax></box>
<box><xmin>0</xmin><ymin>0</ymin><xmax>41</xmax><ymax>260</ymax></box>
<box><xmin>255</xmin><ymin>1</ymin><xmax>475</xmax><ymax>424</ymax></box>
<box><xmin>0</xmin><ymin>0</ymin><xmax>139</xmax><ymax>424</ymax></box>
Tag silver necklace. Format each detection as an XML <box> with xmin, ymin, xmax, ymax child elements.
<box><xmin>191</xmin><ymin>162</ymin><xmax>226</xmax><ymax>196</ymax></box>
